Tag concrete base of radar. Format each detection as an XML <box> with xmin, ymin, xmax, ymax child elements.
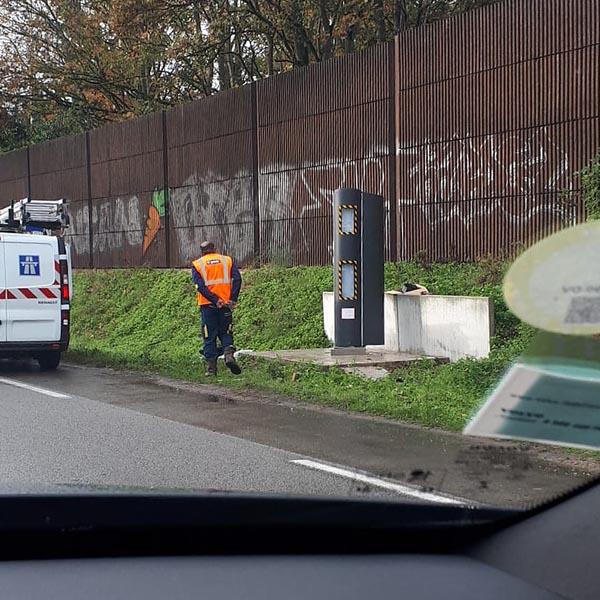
<box><xmin>249</xmin><ymin>348</ymin><xmax>448</xmax><ymax>372</ymax></box>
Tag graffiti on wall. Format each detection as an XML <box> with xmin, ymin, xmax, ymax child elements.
<box><xmin>69</xmin><ymin>189</ymin><xmax>167</xmax><ymax>262</ymax></box>
<box><xmin>142</xmin><ymin>190</ymin><xmax>167</xmax><ymax>255</ymax></box>
<box><xmin>67</xmin><ymin>195</ymin><xmax>143</xmax><ymax>261</ymax></box>
<box><xmin>94</xmin><ymin>196</ymin><xmax>143</xmax><ymax>253</ymax></box>
<box><xmin>64</xmin><ymin>129</ymin><xmax>577</xmax><ymax>266</ymax></box>
<box><xmin>67</xmin><ymin>203</ymin><xmax>90</xmax><ymax>258</ymax></box>
<box><xmin>397</xmin><ymin>128</ymin><xmax>574</xmax><ymax>230</ymax></box>
<box><xmin>66</xmin><ymin>155</ymin><xmax>388</xmax><ymax>266</ymax></box>
<box><xmin>169</xmin><ymin>172</ymin><xmax>255</xmax><ymax>264</ymax></box>
<box><xmin>259</xmin><ymin>152</ymin><xmax>388</xmax><ymax>260</ymax></box>
<box><xmin>71</xmin><ymin>153</ymin><xmax>387</xmax><ymax>265</ymax></box>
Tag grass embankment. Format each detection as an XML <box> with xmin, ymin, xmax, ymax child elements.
<box><xmin>68</xmin><ymin>261</ymin><xmax>534</xmax><ymax>431</ymax></box>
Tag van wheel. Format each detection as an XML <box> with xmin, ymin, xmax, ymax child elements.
<box><xmin>37</xmin><ymin>351</ymin><xmax>61</xmax><ymax>371</ymax></box>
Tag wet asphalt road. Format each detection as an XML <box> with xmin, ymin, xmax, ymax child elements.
<box><xmin>0</xmin><ymin>367</ymin><xmax>391</xmax><ymax>500</ymax></box>
<box><xmin>0</xmin><ymin>360</ymin><xmax>596</xmax><ymax>507</ymax></box>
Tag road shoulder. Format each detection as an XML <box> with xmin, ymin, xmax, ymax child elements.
<box><xmin>29</xmin><ymin>361</ymin><xmax>600</xmax><ymax>507</ymax></box>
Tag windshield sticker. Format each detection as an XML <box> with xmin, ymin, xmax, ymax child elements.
<box><xmin>520</xmin><ymin>331</ymin><xmax>600</xmax><ymax>373</ymax></box>
<box><xmin>503</xmin><ymin>221</ymin><xmax>600</xmax><ymax>335</ymax></box>
<box><xmin>464</xmin><ymin>363</ymin><xmax>600</xmax><ymax>450</ymax></box>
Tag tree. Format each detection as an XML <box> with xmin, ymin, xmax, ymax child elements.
<box><xmin>0</xmin><ymin>0</ymin><xmax>183</xmax><ymax>125</ymax></box>
<box><xmin>0</xmin><ymin>0</ymin><xmax>500</xmax><ymax>151</ymax></box>
<box><xmin>0</xmin><ymin>108</ymin><xmax>28</xmax><ymax>153</ymax></box>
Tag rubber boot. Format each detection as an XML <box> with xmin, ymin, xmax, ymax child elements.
<box><xmin>223</xmin><ymin>346</ymin><xmax>242</xmax><ymax>375</ymax></box>
<box><xmin>205</xmin><ymin>358</ymin><xmax>218</xmax><ymax>377</ymax></box>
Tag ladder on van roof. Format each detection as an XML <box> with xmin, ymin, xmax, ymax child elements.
<box><xmin>0</xmin><ymin>198</ymin><xmax>69</xmax><ymax>234</ymax></box>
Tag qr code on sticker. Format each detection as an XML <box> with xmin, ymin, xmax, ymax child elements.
<box><xmin>564</xmin><ymin>296</ymin><xmax>600</xmax><ymax>324</ymax></box>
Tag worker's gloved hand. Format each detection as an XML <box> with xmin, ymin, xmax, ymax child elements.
<box><xmin>216</xmin><ymin>299</ymin><xmax>225</xmax><ymax>309</ymax></box>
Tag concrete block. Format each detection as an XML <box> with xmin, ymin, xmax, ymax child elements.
<box><xmin>384</xmin><ymin>292</ymin><xmax>400</xmax><ymax>351</ymax></box>
<box><xmin>322</xmin><ymin>291</ymin><xmax>494</xmax><ymax>362</ymax></box>
<box><xmin>323</xmin><ymin>292</ymin><xmax>335</xmax><ymax>344</ymax></box>
<box><xmin>393</xmin><ymin>293</ymin><xmax>494</xmax><ymax>361</ymax></box>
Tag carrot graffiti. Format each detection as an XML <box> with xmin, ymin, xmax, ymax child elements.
<box><xmin>142</xmin><ymin>189</ymin><xmax>167</xmax><ymax>256</ymax></box>
<box><xmin>142</xmin><ymin>205</ymin><xmax>161</xmax><ymax>255</ymax></box>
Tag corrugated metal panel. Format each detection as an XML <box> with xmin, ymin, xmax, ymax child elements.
<box><xmin>0</xmin><ymin>148</ymin><xmax>28</xmax><ymax>206</ymax></box>
<box><xmin>166</xmin><ymin>85</ymin><xmax>255</xmax><ymax>267</ymax></box>
<box><xmin>397</xmin><ymin>0</ymin><xmax>597</xmax><ymax>91</ymax></box>
<box><xmin>29</xmin><ymin>133</ymin><xmax>86</xmax><ymax>175</ymax></box>
<box><xmin>91</xmin><ymin>190</ymin><xmax>151</xmax><ymax>268</ymax></box>
<box><xmin>166</xmin><ymin>86</ymin><xmax>253</xmax><ymax>149</ymax></box>
<box><xmin>169</xmin><ymin>176</ymin><xmax>255</xmax><ymax>267</ymax></box>
<box><xmin>22</xmin><ymin>136</ymin><xmax>90</xmax><ymax>266</ymax></box>
<box><xmin>396</xmin><ymin>0</ymin><xmax>599</xmax><ymax>261</ymax></box>
<box><xmin>29</xmin><ymin>134</ymin><xmax>87</xmax><ymax>202</ymax></box>
<box><xmin>65</xmin><ymin>199</ymin><xmax>90</xmax><ymax>268</ymax></box>
<box><xmin>30</xmin><ymin>168</ymin><xmax>87</xmax><ymax>202</ymax></box>
<box><xmin>0</xmin><ymin>148</ymin><xmax>28</xmax><ymax>182</ymax></box>
<box><xmin>257</xmin><ymin>42</ymin><xmax>390</xmax><ymax>126</ymax></box>
<box><xmin>257</xmin><ymin>42</ymin><xmax>394</xmax><ymax>265</ymax></box>
<box><xmin>170</xmin><ymin>221</ymin><xmax>255</xmax><ymax>269</ymax></box>
<box><xmin>89</xmin><ymin>112</ymin><xmax>166</xmax><ymax>268</ymax></box>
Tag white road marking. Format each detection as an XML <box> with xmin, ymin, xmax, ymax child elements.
<box><xmin>291</xmin><ymin>459</ymin><xmax>467</xmax><ymax>506</ymax></box>
<box><xmin>0</xmin><ymin>377</ymin><xmax>71</xmax><ymax>399</ymax></box>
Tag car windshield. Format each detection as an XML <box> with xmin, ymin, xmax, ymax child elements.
<box><xmin>0</xmin><ymin>0</ymin><xmax>599</xmax><ymax>514</ymax></box>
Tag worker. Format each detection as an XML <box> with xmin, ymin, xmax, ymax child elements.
<box><xmin>192</xmin><ymin>241</ymin><xmax>243</xmax><ymax>377</ymax></box>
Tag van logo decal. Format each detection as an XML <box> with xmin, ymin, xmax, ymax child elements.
<box><xmin>19</xmin><ymin>255</ymin><xmax>40</xmax><ymax>276</ymax></box>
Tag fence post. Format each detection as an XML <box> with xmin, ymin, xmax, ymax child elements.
<box><xmin>26</xmin><ymin>146</ymin><xmax>31</xmax><ymax>199</ymax></box>
<box><xmin>251</xmin><ymin>82</ymin><xmax>260</xmax><ymax>264</ymax></box>
<box><xmin>162</xmin><ymin>110</ymin><xmax>171</xmax><ymax>268</ymax></box>
<box><xmin>85</xmin><ymin>131</ymin><xmax>94</xmax><ymax>268</ymax></box>
<box><xmin>389</xmin><ymin>37</ymin><xmax>399</xmax><ymax>263</ymax></box>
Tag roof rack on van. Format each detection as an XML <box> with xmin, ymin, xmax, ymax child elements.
<box><xmin>0</xmin><ymin>198</ymin><xmax>70</xmax><ymax>235</ymax></box>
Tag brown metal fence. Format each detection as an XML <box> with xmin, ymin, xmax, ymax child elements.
<box><xmin>0</xmin><ymin>0</ymin><xmax>597</xmax><ymax>269</ymax></box>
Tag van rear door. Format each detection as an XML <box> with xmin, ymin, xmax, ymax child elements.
<box><xmin>3</xmin><ymin>235</ymin><xmax>61</xmax><ymax>342</ymax></box>
<box><xmin>0</xmin><ymin>239</ymin><xmax>6</xmax><ymax>342</ymax></box>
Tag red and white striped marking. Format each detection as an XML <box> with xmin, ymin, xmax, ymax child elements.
<box><xmin>0</xmin><ymin>287</ymin><xmax>58</xmax><ymax>300</ymax></box>
<box><xmin>0</xmin><ymin>259</ymin><xmax>61</xmax><ymax>300</ymax></box>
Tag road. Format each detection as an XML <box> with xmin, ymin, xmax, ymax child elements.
<box><xmin>0</xmin><ymin>360</ymin><xmax>596</xmax><ymax>507</ymax></box>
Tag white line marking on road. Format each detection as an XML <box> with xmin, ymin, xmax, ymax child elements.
<box><xmin>291</xmin><ymin>459</ymin><xmax>467</xmax><ymax>506</ymax></box>
<box><xmin>0</xmin><ymin>377</ymin><xmax>71</xmax><ymax>399</ymax></box>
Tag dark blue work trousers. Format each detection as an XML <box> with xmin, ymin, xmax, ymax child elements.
<box><xmin>200</xmin><ymin>305</ymin><xmax>234</xmax><ymax>360</ymax></box>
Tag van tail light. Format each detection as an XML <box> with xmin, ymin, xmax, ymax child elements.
<box><xmin>57</xmin><ymin>249</ymin><xmax>71</xmax><ymax>349</ymax></box>
<box><xmin>59</xmin><ymin>259</ymin><xmax>70</xmax><ymax>303</ymax></box>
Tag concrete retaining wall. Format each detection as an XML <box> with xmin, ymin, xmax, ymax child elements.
<box><xmin>323</xmin><ymin>292</ymin><xmax>494</xmax><ymax>362</ymax></box>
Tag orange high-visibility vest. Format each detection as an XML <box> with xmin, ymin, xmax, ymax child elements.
<box><xmin>192</xmin><ymin>253</ymin><xmax>233</xmax><ymax>306</ymax></box>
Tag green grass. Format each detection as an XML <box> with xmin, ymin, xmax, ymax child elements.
<box><xmin>67</xmin><ymin>261</ymin><xmax>534</xmax><ymax>431</ymax></box>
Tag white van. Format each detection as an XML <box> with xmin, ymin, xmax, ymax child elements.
<box><xmin>0</xmin><ymin>201</ymin><xmax>72</xmax><ymax>370</ymax></box>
